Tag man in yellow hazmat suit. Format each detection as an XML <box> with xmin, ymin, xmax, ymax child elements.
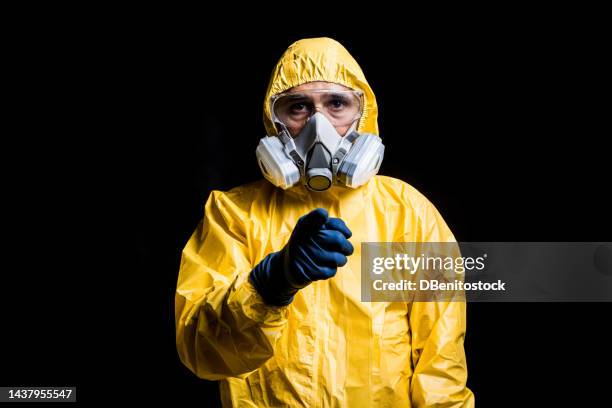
<box><xmin>175</xmin><ymin>37</ymin><xmax>475</xmax><ymax>407</ymax></box>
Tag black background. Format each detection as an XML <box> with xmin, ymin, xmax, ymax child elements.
<box><xmin>1</xmin><ymin>11</ymin><xmax>610</xmax><ymax>406</ymax></box>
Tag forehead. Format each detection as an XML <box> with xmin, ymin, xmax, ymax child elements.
<box><xmin>287</xmin><ymin>81</ymin><xmax>352</xmax><ymax>93</ymax></box>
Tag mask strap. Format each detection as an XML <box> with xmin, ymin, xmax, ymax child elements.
<box><xmin>277</xmin><ymin>129</ymin><xmax>306</xmax><ymax>176</ymax></box>
<box><xmin>331</xmin><ymin>119</ymin><xmax>361</xmax><ymax>175</ymax></box>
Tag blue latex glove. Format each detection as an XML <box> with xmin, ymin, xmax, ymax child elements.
<box><xmin>249</xmin><ymin>208</ymin><xmax>354</xmax><ymax>306</ymax></box>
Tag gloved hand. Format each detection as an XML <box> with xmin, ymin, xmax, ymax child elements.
<box><xmin>249</xmin><ymin>208</ymin><xmax>354</xmax><ymax>306</ymax></box>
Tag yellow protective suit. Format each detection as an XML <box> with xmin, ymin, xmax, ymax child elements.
<box><xmin>176</xmin><ymin>37</ymin><xmax>475</xmax><ymax>407</ymax></box>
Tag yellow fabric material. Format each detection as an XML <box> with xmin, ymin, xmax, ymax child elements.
<box><xmin>176</xmin><ymin>38</ymin><xmax>474</xmax><ymax>407</ymax></box>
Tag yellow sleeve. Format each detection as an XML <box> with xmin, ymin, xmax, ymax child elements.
<box><xmin>175</xmin><ymin>190</ymin><xmax>288</xmax><ymax>381</ymax></box>
<box><xmin>409</xmin><ymin>201</ymin><xmax>475</xmax><ymax>407</ymax></box>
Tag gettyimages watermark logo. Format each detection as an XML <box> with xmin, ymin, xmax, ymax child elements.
<box><xmin>370</xmin><ymin>252</ymin><xmax>505</xmax><ymax>293</ymax></box>
<box><xmin>361</xmin><ymin>242</ymin><xmax>612</xmax><ymax>302</ymax></box>
<box><xmin>372</xmin><ymin>252</ymin><xmax>487</xmax><ymax>274</ymax></box>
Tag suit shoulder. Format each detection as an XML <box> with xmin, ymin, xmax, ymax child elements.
<box><xmin>373</xmin><ymin>175</ymin><xmax>433</xmax><ymax>210</ymax></box>
<box><xmin>208</xmin><ymin>179</ymin><xmax>272</xmax><ymax>212</ymax></box>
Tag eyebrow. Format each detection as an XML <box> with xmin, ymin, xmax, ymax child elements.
<box><xmin>283</xmin><ymin>93</ymin><xmax>310</xmax><ymax>100</ymax></box>
<box><xmin>324</xmin><ymin>92</ymin><xmax>351</xmax><ymax>98</ymax></box>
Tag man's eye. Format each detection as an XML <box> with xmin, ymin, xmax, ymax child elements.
<box><xmin>290</xmin><ymin>103</ymin><xmax>309</xmax><ymax>112</ymax></box>
<box><xmin>329</xmin><ymin>99</ymin><xmax>347</xmax><ymax>109</ymax></box>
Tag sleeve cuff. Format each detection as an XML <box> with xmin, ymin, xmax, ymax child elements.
<box><xmin>228</xmin><ymin>271</ymin><xmax>289</xmax><ymax>325</ymax></box>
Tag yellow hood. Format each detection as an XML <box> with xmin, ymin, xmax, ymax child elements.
<box><xmin>263</xmin><ymin>37</ymin><xmax>379</xmax><ymax>136</ymax></box>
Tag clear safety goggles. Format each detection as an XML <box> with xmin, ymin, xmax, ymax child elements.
<box><xmin>271</xmin><ymin>89</ymin><xmax>364</xmax><ymax>131</ymax></box>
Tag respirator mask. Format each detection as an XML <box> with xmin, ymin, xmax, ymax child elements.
<box><xmin>256</xmin><ymin>88</ymin><xmax>384</xmax><ymax>191</ymax></box>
